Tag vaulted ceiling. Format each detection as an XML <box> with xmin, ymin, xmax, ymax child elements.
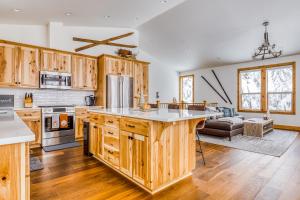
<box><xmin>138</xmin><ymin>0</ymin><xmax>300</xmax><ymax>71</ymax></box>
<box><xmin>0</xmin><ymin>0</ymin><xmax>185</xmax><ymax>27</ymax></box>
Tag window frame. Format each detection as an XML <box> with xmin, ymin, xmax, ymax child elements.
<box><xmin>179</xmin><ymin>75</ymin><xmax>194</xmax><ymax>103</ymax></box>
<box><xmin>237</xmin><ymin>62</ymin><xmax>296</xmax><ymax>115</ymax></box>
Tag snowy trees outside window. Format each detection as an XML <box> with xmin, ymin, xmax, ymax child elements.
<box><xmin>240</xmin><ymin>70</ymin><xmax>261</xmax><ymax>110</ymax></box>
<box><xmin>180</xmin><ymin>75</ymin><xmax>194</xmax><ymax>103</ymax></box>
<box><xmin>238</xmin><ymin>62</ymin><xmax>295</xmax><ymax>114</ymax></box>
<box><xmin>267</xmin><ymin>66</ymin><xmax>293</xmax><ymax>112</ymax></box>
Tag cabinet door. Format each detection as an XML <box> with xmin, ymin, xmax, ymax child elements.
<box><xmin>72</xmin><ymin>55</ymin><xmax>85</xmax><ymax>89</ymax></box>
<box><xmin>22</xmin><ymin>117</ymin><xmax>41</xmax><ymax>147</ymax></box>
<box><xmin>0</xmin><ymin>143</ymin><xmax>23</xmax><ymax>200</ymax></box>
<box><xmin>96</xmin><ymin>126</ymin><xmax>103</xmax><ymax>159</ymax></box>
<box><xmin>133</xmin><ymin>62</ymin><xmax>149</xmax><ymax>107</ymax></box>
<box><xmin>105</xmin><ymin>57</ymin><xmax>120</xmax><ymax>75</ymax></box>
<box><xmin>75</xmin><ymin>117</ymin><xmax>84</xmax><ymax>140</ymax></box>
<box><xmin>0</xmin><ymin>43</ymin><xmax>16</xmax><ymax>86</ymax></box>
<box><xmin>120</xmin><ymin>131</ymin><xmax>133</xmax><ymax>176</ymax></box>
<box><xmin>89</xmin><ymin>122</ymin><xmax>98</xmax><ymax>155</ymax></box>
<box><xmin>19</xmin><ymin>46</ymin><xmax>40</xmax><ymax>88</ymax></box>
<box><xmin>132</xmin><ymin>134</ymin><xmax>149</xmax><ymax>186</ymax></box>
<box><xmin>40</xmin><ymin>50</ymin><xmax>57</xmax><ymax>71</ymax></box>
<box><xmin>56</xmin><ymin>52</ymin><xmax>71</xmax><ymax>73</ymax></box>
<box><xmin>85</xmin><ymin>58</ymin><xmax>97</xmax><ymax>90</ymax></box>
<box><xmin>120</xmin><ymin>59</ymin><xmax>133</xmax><ymax>77</ymax></box>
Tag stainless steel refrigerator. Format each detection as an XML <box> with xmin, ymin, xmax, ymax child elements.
<box><xmin>106</xmin><ymin>75</ymin><xmax>133</xmax><ymax>108</ymax></box>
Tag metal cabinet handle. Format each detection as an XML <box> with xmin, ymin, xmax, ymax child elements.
<box><xmin>108</xmin><ymin>150</ymin><xmax>114</xmax><ymax>154</ymax></box>
<box><xmin>126</xmin><ymin>124</ymin><xmax>135</xmax><ymax>128</ymax></box>
<box><xmin>107</xmin><ymin>120</ymin><xmax>113</xmax><ymax>124</ymax></box>
<box><xmin>107</xmin><ymin>131</ymin><xmax>114</xmax><ymax>135</ymax></box>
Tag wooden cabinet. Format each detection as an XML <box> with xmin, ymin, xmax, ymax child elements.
<box><xmin>18</xmin><ymin>46</ymin><xmax>40</xmax><ymax>88</ymax></box>
<box><xmin>16</xmin><ymin>109</ymin><xmax>41</xmax><ymax>148</ymax></box>
<box><xmin>0</xmin><ymin>43</ymin><xmax>40</xmax><ymax>88</ymax></box>
<box><xmin>96</xmin><ymin>55</ymin><xmax>149</xmax><ymax>107</ymax></box>
<box><xmin>89</xmin><ymin>122</ymin><xmax>98</xmax><ymax>155</ymax></box>
<box><xmin>0</xmin><ymin>142</ymin><xmax>30</xmax><ymax>200</ymax></box>
<box><xmin>0</xmin><ymin>43</ymin><xmax>16</xmax><ymax>86</ymax></box>
<box><xmin>119</xmin><ymin>130</ymin><xmax>149</xmax><ymax>186</ymax></box>
<box><xmin>41</xmin><ymin>50</ymin><xmax>71</xmax><ymax>73</ymax></box>
<box><xmin>72</xmin><ymin>55</ymin><xmax>97</xmax><ymax>90</ymax></box>
<box><xmin>75</xmin><ymin>108</ymin><xmax>88</xmax><ymax>141</ymax></box>
<box><xmin>120</xmin><ymin>131</ymin><xmax>133</xmax><ymax>177</ymax></box>
<box><xmin>133</xmin><ymin>61</ymin><xmax>149</xmax><ymax>107</ymax></box>
<box><xmin>85</xmin><ymin>58</ymin><xmax>97</xmax><ymax>90</ymax></box>
<box><xmin>132</xmin><ymin>134</ymin><xmax>149</xmax><ymax>186</ymax></box>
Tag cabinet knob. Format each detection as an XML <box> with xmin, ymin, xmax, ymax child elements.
<box><xmin>1</xmin><ymin>176</ymin><xmax>7</xmax><ymax>182</ymax></box>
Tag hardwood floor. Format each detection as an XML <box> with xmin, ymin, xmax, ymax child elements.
<box><xmin>31</xmin><ymin>134</ymin><xmax>300</xmax><ymax>200</ymax></box>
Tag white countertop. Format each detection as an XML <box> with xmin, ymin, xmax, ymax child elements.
<box><xmin>88</xmin><ymin>108</ymin><xmax>222</xmax><ymax>122</ymax></box>
<box><xmin>0</xmin><ymin>110</ymin><xmax>35</xmax><ymax>146</ymax></box>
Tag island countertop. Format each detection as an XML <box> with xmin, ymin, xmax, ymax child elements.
<box><xmin>88</xmin><ymin>108</ymin><xmax>222</xmax><ymax>122</ymax></box>
<box><xmin>0</xmin><ymin>110</ymin><xmax>35</xmax><ymax>146</ymax></box>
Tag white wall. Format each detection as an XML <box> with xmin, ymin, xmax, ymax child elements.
<box><xmin>0</xmin><ymin>22</ymin><xmax>179</xmax><ymax>104</ymax></box>
<box><xmin>139</xmin><ymin>50</ymin><xmax>179</xmax><ymax>103</ymax></box>
<box><xmin>180</xmin><ymin>55</ymin><xmax>300</xmax><ymax>127</ymax></box>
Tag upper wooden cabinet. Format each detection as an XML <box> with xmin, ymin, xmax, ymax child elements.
<box><xmin>96</xmin><ymin>55</ymin><xmax>149</xmax><ymax>107</ymax></box>
<box><xmin>133</xmin><ymin>61</ymin><xmax>149</xmax><ymax>107</ymax></box>
<box><xmin>41</xmin><ymin>50</ymin><xmax>72</xmax><ymax>73</ymax></box>
<box><xmin>18</xmin><ymin>46</ymin><xmax>40</xmax><ymax>88</ymax></box>
<box><xmin>0</xmin><ymin>43</ymin><xmax>40</xmax><ymax>88</ymax></box>
<box><xmin>72</xmin><ymin>55</ymin><xmax>97</xmax><ymax>90</ymax></box>
<box><xmin>0</xmin><ymin>43</ymin><xmax>16</xmax><ymax>86</ymax></box>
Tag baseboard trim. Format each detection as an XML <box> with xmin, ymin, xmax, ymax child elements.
<box><xmin>274</xmin><ymin>124</ymin><xmax>300</xmax><ymax>132</ymax></box>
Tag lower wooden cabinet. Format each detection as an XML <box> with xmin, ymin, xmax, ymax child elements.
<box><xmin>89</xmin><ymin>122</ymin><xmax>99</xmax><ymax>155</ymax></box>
<box><xmin>16</xmin><ymin>109</ymin><xmax>41</xmax><ymax>148</ymax></box>
<box><xmin>132</xmin><ymin>134</ymin><xmax>149</xmax><ymax>186</ymax></box>
<box><xmin>75</xmin><ymin>117</ymin><xmax>84</xmax><ymax>140</ymax></box>
<box><xmin>0</xmin><ymin>142</ymin><xmax>30</xmax><ymax>200</ymax></box>
<box><xmin>119</xmin><ymin>131</ymin><xmax>149</xmax><ymax>186</ymax></box>
<box><xmin>120</xmin><ymin>131</ymin><xmax>133</xmax><ymax>176</ymax></box>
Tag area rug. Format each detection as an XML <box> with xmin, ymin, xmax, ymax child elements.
<box><xmin>43</xmin><ymin>142</ymin><xmax>81</xmax><ymax>152</ymax></box>
<box><xmin>30</xmin><ymin>157</ymin><xmax>44</xmax><ymax>172</ymax></box>
<box><xmin>199</xmin><ymin>130</ymin><xmax>298</xmax><ymax>157</ymax></box>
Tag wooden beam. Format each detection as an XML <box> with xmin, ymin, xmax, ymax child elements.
<box><xmin>74</xmin><ymin>32</ymin><xmax>136</xmax><ymax>52</ymax></box>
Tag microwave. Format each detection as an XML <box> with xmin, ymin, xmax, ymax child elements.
<box><xmin>40</xmin><ymin>71</ymin><xmax>72</xmax><ymax>90</ymax></box>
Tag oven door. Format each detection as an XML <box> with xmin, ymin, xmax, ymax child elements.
<box><xmin>42</xmin><ymin>113</ymin><xmax>75</xmax><ymax>146</ymax></box>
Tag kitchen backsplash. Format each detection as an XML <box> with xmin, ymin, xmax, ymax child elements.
<box><xmin>0</xmin><ymin>88</ymin><xmax>94</xmax><ymax>108</ymax></box>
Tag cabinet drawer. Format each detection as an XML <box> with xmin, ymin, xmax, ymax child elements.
<box><xmin>16</xmin><ymin>109</ymin><xmax>41</xmax><ymax>118</ymax></box>
<box><xmin>88</xmin><ymin>113</ymin><xmax>104</xmax><ymax>124</ymax></box>
<box><xmin>104</xmin><ymin>135</ymin><xmax>119</xmax><ymax>150</ymax></box>
<box><xmin>104</xmin><ymin>146</ymin><xmax>119</xmax><ymax>168</ymax></box>
<box><xmin>104</xmin><ymin>115</ymin><xmax>119</xmax><ymax>128</ymax></box>
<box><xmin>120</xmin><ymin>118</ymin><xmax>150</xmax><ymax>137</ymax></box>
<box><xmin>103</xmin><ymin>126</ymin><xmax>119</xmax><ymax>138</ymax></box>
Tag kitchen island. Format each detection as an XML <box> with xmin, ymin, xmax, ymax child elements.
<box><xmin>0</xmin><ymin>111</ymin><xmax>35</xmax><ymax>200</ymax></box>
<box><xmin>87</xmin><ymin>108</ymin><xmax>221</xmax><ymax>194</ymax></box>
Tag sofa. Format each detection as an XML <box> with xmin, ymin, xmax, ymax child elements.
<box><xmin>198</xmin><ymin>107</ymin><xmax>244</xmax><ymax>141</ymax></box>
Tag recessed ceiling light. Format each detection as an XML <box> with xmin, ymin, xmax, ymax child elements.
<box><xmin>160</xmin><ymin>0</ymin><xmax>168</xmax><ymax>3</ymax></box>
<box><xmin>104</xmin><ymin>15</ymin><xmax>111</xmax><ymax>19</ymax></box>
<box><xmin>65</xmin><ymin>12</ymin><xmax>72</xmax><ymax>16</ymax></box>
<box><xmin>12</xmin><ymin>8</ymin><xmax>22</xmax><ymax>12</ymax></box>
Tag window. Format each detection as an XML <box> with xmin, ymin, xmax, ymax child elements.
<box><xmin>240</xmin><ymin>70</ymin><xmax>261</xmax><ymax>110</ymax></box>
<box><xmin>179</xmin><ymin>75</ymin><xmax>194</xmax><ymax>103</ymax></box>
<box><xmin>238</xmin><ymin>62</ymin><xmax>296</xmax><ymax>114</ymax></box>
<box><xmin>267</xmin><ymin>66</ymin><xmax>293</xmax><ymax>112</ymax></box>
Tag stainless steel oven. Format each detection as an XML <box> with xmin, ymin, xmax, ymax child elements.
<box><xmin>41</xmin><ymin>105</ymin><xmax>75</xmax><ymax>147</ymax></box>
<box><xmin>40</xmin><ymin>71</ymin><xmax>72</xmax><ymax>90</ymax></box>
